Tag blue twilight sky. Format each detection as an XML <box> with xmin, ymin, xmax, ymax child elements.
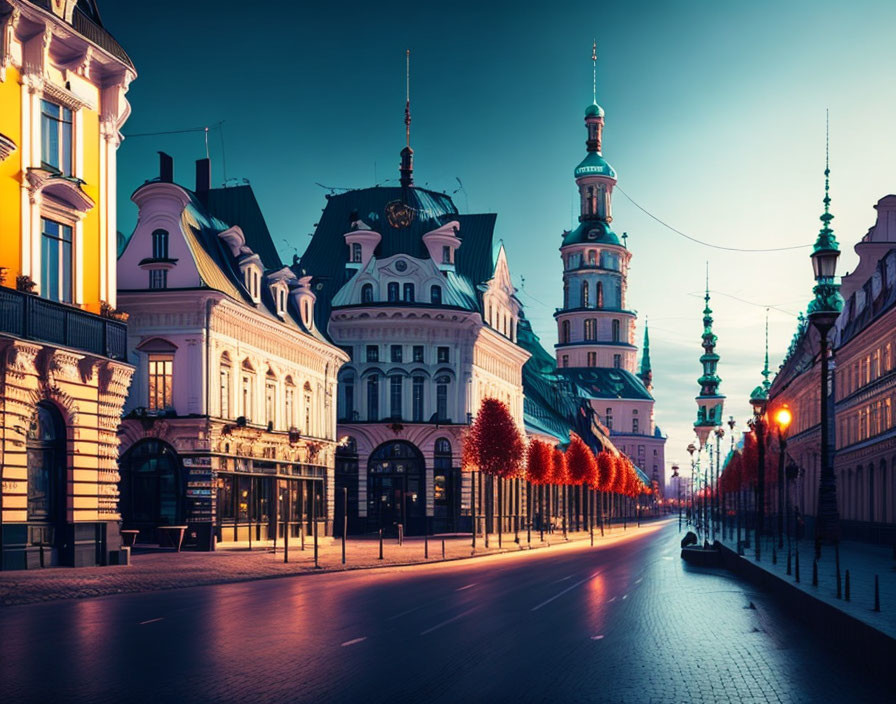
<box><xmin>103</xmin><ymin>0</ymin><xmax>896</xmax><ymax>479</ymax></box>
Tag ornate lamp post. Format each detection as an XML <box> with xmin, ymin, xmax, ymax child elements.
<box><xmin>714</xmin><ymin>426</ymin><xmax>724</xmax><ymax>540</ymax></box>
<box><xmin>807</xmin><ymin>126</ymin><xmax>844</xmax><ymax>552</ymax></box>
<box><xmin>749</xmin><ymin>385</ymin><xmax>768</xmax><ymax>561</ymax></box>
<box><xmin>672</xmin><ymin>463</ymin><xmax>681</xmax><ymax>531</ymax></box>
<box><xmin>774</xmin><ymin>405</ymin><xmax>792</xmax><ymax>549</ymax></box>
<box><xmin>687</xmin><ymin>442</ymin><xmax>696</xmax><ymax>528</ymax></box>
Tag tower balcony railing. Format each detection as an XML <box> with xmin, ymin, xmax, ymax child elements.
<box><xmin>0</xmin><ymin>287</ymin><xmax>128</xmax><ymax>361</ymax></box>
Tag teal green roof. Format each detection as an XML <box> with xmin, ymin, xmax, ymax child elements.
<box><xmin>585</xmin><ymin>102</ymin><xmax>605</xmax><ymax>118</ymax></box>
<box><xmin>562</xmin><ymin>220</ymin><xmax>621</xmax><ymax>247</ymax></box>
<box><xmin>574</xmin><ymin>151</ymin><xmax>616</xmax><ymax>179</ymax></box>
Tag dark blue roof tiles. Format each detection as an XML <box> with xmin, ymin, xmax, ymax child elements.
<box><xmin>557</xmin><ymin>367</ymin><xmax>654</xmax><ymax>401</ymax></box>
<box><xmin>204</xmin><ymin>185</ymin><xmax>283</xmax><ymax>270</ymax></box>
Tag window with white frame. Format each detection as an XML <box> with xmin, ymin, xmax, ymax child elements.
<box><xmin>241</xmin><ymin>362</ymin><xmax>255</xmax><ymax>420</ymax></box>
<box><xmin>265</xmin><ymin>372</ymin><xmax>277</xmax><ymax>428</ymax></box>
<box><xmin>219</xmin><ymin>354</ymin><xmax>232</xmax><ymax>418</ymax></box>
<box><xmin>148</xmin><ymin>354</ymin><xmax>173</xmax><ymax>411</ymax></box>
<box><xmin>285</xmin><ymin>377</ymin><xmax>296</xmax><ymax>428</ymax></box>
<box><xmin>40</xmin><ymin>100</ymin><xmax>73</xmax><ymax>176</ymax></box>
<box><xmin>40</xmin><ymin>217</ymin><xmax>73</xmax><ymax>303</ymax></box>
<box><xmin>303</xmin><ymin>382</ymin><xmax>312</xmax><ymax>436</ymax></box>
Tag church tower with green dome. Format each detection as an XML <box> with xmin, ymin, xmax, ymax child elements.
<box><xmin>554</xmin><ymin>46</ymin><xmax>666</xmax><ymax>491</ymax></box>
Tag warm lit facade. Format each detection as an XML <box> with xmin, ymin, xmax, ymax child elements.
<box><xmin>0</xmin><ymin>0</ymin><xmax>135</xmax><ymax>569</ymax></box>
<box><xmin>554</xmin><ymin>94</ymin><xmax>666</xmax><ymax>486</ymax></box>
<box><xmin>116</xmin><ymin>157</ymin><xmax>347</xmax><ymax>548</ymax></box>
<box><xmin>769</xmin><ymin>195</ymin><xmax>896</xmax><ymax>540</ymax></box>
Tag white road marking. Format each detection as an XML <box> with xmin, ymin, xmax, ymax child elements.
<box><xmin>340</xmin><ymin>637</ymin><xmax>367</xmax><ymax>647</ymax></box>
<box><xmin>551</xmin><ymin>575</ymin><xmax>574</xmax><ymax>584</ymax></box>
<box><xmin>456</xmin><ymin>583</ymin><xmax>477</xmax><ymax>591</ymax></box>
<box><xmin>139</xmin><ymin>618</ymin><xmax>164</xmax><ymax>625</ymax></box>
<box><xmin>608</xmin><ymin>597</ymin><xmax>616</xmax><ymax>602</ymax></box>
<box><xmin>622</xmin><ymin>594</ymin><xmax>628</xmax><ymax>600</ymax></box>
<box><xmin>635</xmin><ymin>578</ymin><xmax>643</xmax><ymax>584</ymax></box>
<box><xmin>387</xmin><ymin>605</ymin><xmax>424</xmax><ymax>620</ymax></box>
<box><xmin>420</xmin><ymin>607</ymin><xmax>477</xmax><ymax>636</ymax></box>
<box><xmin>591</xmin><ymin>635</ymin><xmax>605</xmax><ymax>640</ymax></box>
<box><xmin>531</xmin><ymin>572</ymin><xmax>599</xmax><ymax>612</ymax></box>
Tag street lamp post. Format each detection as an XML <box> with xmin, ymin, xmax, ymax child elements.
<box><xmin>774</xmin><ymin>405</ymin><xmax>792</xmax><ymax>549</ymax></box>
<box><xmin>807</xmin><ymin>121</ymin><xmax>844</xmax><ymax>553</ymax></box>
<box><xmin>727</xmin><ymin>416</ymin><xmax>736</xmax><ymax>541</ymax></box>
<box><xmin>672</xmin><ymin>463</ymin><xmax>681</xmax><ymax>531</ymax></box>
<box><xmin>687</xmin><ymin>442</ymin><xmax>696</xmax><ymax>529</ymax></box>
<box><xmin>714</xmin><ymin>427</ymin><xmax>724</xmax><ymax>541</ymax></box>
<box><xmin>750</xmin><ymin>389</ymin><xmax>768</xmax><ymax>561</ymax></box>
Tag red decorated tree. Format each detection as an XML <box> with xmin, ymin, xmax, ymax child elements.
<box><xmin>565</xmin><ymin>433</ymin><xmax>598</xmax><ymax>531</ymax></box>
<box><xmin>526</xmin><ymin>439</ymin><xmax>554</xmax><ymax>538</ymax></box>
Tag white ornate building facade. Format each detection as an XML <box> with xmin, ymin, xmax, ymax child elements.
<box><xmin>116</xmin><ymin>156</ymin><xmax>347</xmax><ymax>548</ymax></box>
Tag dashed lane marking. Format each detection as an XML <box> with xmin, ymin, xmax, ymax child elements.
<box><xmin>591</xmin><ymin>635</ymin><xmax>605</xmax><ymax>640</ymax></box>
<box><xmin>551</xmin><ymin>575</ymin><xmax>574</xmax><ymax>584</ymax></box>
<box><xmin>420</xmin><ymin>607</ymin><xmax>478</xmax><ymax>636</ymax></box>
<box><xmin>340</xmin><ymin>637</ymin><xmax>367</xmax><ymax>647</ymax></box>
<box><xmin>531</xmin><ymin>572</ymin><xmax>600</xmax><ymax>612</ymax></box>
<box><xmin>456</xmin><ymin>583</ymin><xmax>477</xmax><ymax>592</ymax></box>
<box><xmin>139</xmin><ymin>618</ymin><xmax>164</xmax><ymax>625</ymax></box>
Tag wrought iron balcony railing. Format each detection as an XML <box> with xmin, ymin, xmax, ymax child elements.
<box><xmin>0</xmin><ymin>287</ymin><xmax>127</xmax><ymax>361</ymax></box>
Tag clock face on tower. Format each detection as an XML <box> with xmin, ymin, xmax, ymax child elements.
<box><xmin>385</xmin><ymin>200</ymin><xmax>415</xmax><ymax>229</ymax></box>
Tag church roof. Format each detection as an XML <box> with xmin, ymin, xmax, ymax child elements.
<box><xmin>297</xmin><ymin>185</ymin><xmax>498</xmax><ymax>332</ymax></box>
<box><xmin>557</xmin><ymin>367</ymin><xmax>654</xmax><ymax>401</ymax></box>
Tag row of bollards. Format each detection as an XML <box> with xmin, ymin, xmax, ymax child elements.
<box><xmin>793</xmin><ymin>543</ymin><xmax>883</xmax><ymax>613</ymax></box>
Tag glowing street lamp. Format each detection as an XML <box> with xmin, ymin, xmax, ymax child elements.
<box><xmin>774</xmin><ymin>405</ymin><xmax>793</xmax><ymax>549</ymax></box>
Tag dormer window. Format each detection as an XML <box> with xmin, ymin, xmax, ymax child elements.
<box><xmin>442</xmin><ymin>245</ymin><xmax>452</xmax><ymax>264</ymax></box>
<box><xmin>272</xmin><ymin>284</ymin><xmax>287</xmax><ymax>316</ymax></box>
<box><xmin>387</xmin><ymin>282</ymin><xmax>399</xmax><ymax>302</ymax></box>
<box><xmin>152</xmin><ymin>229</ymin><xmax>169</xmax><ymax>259</ymax></box>
<box><xmin>361</xmin><ymin>283</ymin><xmax>374</xmax><ymax>303</ymax></box>
<box><xmin>403</xmin><ymin>283</ymin><xmax>415</xmax><ymax>302</ymax></box>
<box><xmin>431</xmin><ymin>285</ymin><xmax>442</xmax><ymax>305</ymax></box>
<box><xmin>244</xmin><ymin>266</ymin><xmax>261</xmax><ymax>302</ymax></box>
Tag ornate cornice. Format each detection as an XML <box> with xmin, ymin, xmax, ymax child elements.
<box><xmin>0</xmin><ymin>131</ymin><xmax>16</xmax><ymax>162</ymax></box>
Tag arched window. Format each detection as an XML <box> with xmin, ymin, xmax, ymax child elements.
<box><xmin>597</xmin><ymin>281</ymin><xmax>604</xmax><ymax>308</ymax></box>
<box><xmin>561</xmin><ymin>320</ymin><xmax>570</xmax><ymax>343</ymax></box>
<box><xmin>265</xmin><ymin>369</ymin><xmax>277</xmax><ymax>429</ymax></box>
<box><xmin>152</xmin><ymin>229</ymin><xmax>169</xmax><ymax>259</ymax></box>
<box><xmin>431</xmin><ymin>285</ymin><xmax>442</xmax><ymax>305</ymax></box>
<box><xmin>436</xmin><ymin>375</ymin><xmax>451</xmax><ymax>422</ymax></box>
<box><xmin>390</xmin><ymin>375</ymin><xmax>403</xmax><ymax>419</ymax></box>
<box><xmin>26</xmin><ymin>401</ymin><xmax>66</xmax><ymax>524</ymax></box>
<box><xmin>219</xmin><ymin>353</ymin><xmax>232</xmax><ymax>419</ymax></box>
<box><xmin>412</xmin><ymin>375</ymin><xmax>425</xmax><ymax>422</ymax></box>
<box><xmin>285</xmin><ymin>376</ymin><xmax>296</xmax><ymax>428</ymax></box>
<box><xmin>139</xmin><ymin>338</ymin><xmax>177</xmax><ymax>412</ymax></box>
<box><xmin>120</xmin><ymin>439</ymin><xmax>183</xmax><ymax>531</ymax></box>
<box><xmin>387</xmin><ymin>282</ymin><xmax>399</xmax><ymax>302</ymax></box>
<box><xmin>351</xmin><ymin>242</ymin><xmax>362</xmax><ymax>262</ymax></box>
<box><xmin>241</xmin><ymin>359</ymin><xmax>255</xmax><ymax>421</ymax></box>
<box><xmin>434</xmin><ymin>437</ymin><xmax>453</xmax><ymax>505</ymax></box>
<box><xmin>612</xmin><ymin>319</ymin><xmax>621</xmax><ymax>342</ymax></box>
<box><xmin>367</xmin><ymin>374</ymin><xmax>379</xmax><ymax>421</ymax></box>
<box><xmin>403</xmin><ymin>283</ymin><xmax>415</xmax><ymax>302</ymax></box>
<box><xmin>303</xmin><ymin>381</ymin><xmax>313</xmax><ymax>436</ymax></box>
<box><xmin>584</xmin><ymin>319</ymin><xmax>596</xmax><ymax>341</ymax></box>
<box><xmin>582</xmin><ymin>281</ymin><xmax>590</xmax><ymax>308</ymax></box>
<box><xmin>361</xmin><ymin>283</ymin><xmax>374</xmax><ymax>303</ymax></box>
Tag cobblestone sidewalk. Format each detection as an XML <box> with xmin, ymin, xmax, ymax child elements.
<box><xmin>0</xmin><ymin>519</ymin><xmax>668</xmax><ymax>606</ymax></box>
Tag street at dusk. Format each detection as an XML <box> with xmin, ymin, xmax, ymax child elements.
<box><xmin>3</xmin><ymin>1</ymin><xmax>896</xmax><ymax>702</ymax></box>
<box><xmin>1</xmin><ymin>522</ymin><xmax>888</xmax><ymax>704</ymax></box>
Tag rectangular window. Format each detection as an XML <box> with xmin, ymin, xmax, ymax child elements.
<box><xmin>442</xmin><ymin>245</ymin><xmax>451</xmax><ymax>264</ymax></box>
<box><xmin>265</xmin><ymin>381</ymin><xmax>277</xmax><ymax>428</ymax></box>
<box><xmin>285</xmin><ymin>387</ymin><xmax>295</xmax><ymax>427</ymax></box>
<box><xmin>613</xmin><ymin>354</ymin><xmax>621</xmax><ymax>369</ymax></box>
<box><xmin>391</xmin><ymin>345</ymin><xmax>403</xmax><ymax>363</ymax></box>
<box><xmin>148</xmin><ymin>354</ymin><xmax>174</xmax><ymax>411</ymax></box>
<box><xmin>390</xmin><ymin>376</ymin><xmax>403</xmax><ymax>419</ymax></box>
<box><xmin>367</xmin><ymin>375</ymin><xmax>379</xmax><ymax>421</ymax></box>
<box><xmin>561</xmin><ymin>355</ymin><xmax>568</xmax><ymax>368</ymax></box>
<box><xmin>413</xmin><ymin>345</ymin><xmax>425</xmax><ymax>363</ymax></box>
<box><xmin>40</xmin><ymin>218</ymin><xmax>73</xmax><ymax>303</ymax></box>
<box><xmin>437</xmin><ymin>346</ymin><xmax>450</xmax><ymax>363</ymax></box>
<box><xmin>241</xmin><ymin>374</ymin><xmax>254</xmax><ymax>420</ymax></box>
<box><xmin>219</xmin><ymin>366</ymin><xmax>231</xmax><ymax>419</ymax></box>
<box><xmin>633</xmin><ymin>418</ymin><xmax>639</xmax><ymax>433</ymax></box>
<box><xmin>412</xmin><ymin>376</ymin><xmax>424</xmax><ymax>422</ymax></box>
<box><xmin>587</xmin><ymin>352</ymin><xmax>596</xmax><ymax>367</ymax></box>
<box><xmin>342</xmin><ymin>381</ymin><xmax>353</xmax><ymax>421</ymax></box>
<box><xmin>304</xmin><ymin>392</ymin><xmax>312</xmax><ymax>435</ymax></box>
<box><xmin>584</xmin><ymin>319</ymin><xmax>596</xmax><ymax>341</ymax></box>
<box><xmin>40</xmin><ymin>100</ymin><xmax>73</xmax><ymax>176</ymax></box>
<box><xmin>366</xmin><ymin>345</ymin><xmax>379</xmax><ymax>362</ymax></box>
<box><xmin>149</xmin><ymin>269</ymin><xmax>167</xmax><ymax>289</ymax></box>
<box><xmin>403</xmin><ymin>283</ymin><xmax>415</xmax><ymax>302</ymax></box>
<box><xmin>605</xmin><ymin>407</ymin><xmax>613</xmax><ymax>430</ymax></box>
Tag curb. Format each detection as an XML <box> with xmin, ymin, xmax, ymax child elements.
<box><xmin>717</xmin><ymin>542</ymin><xmax>896</xmax><ymax>682</ymax></box>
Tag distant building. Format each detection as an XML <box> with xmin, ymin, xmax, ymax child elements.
<box><xmin>116</xmin><ymin>157</ymin><xmax>347</xmax><ymax>548</ymax></box>
<box><xmin>769</xmin><ymin>195</ymin><xmax>896</xmax><ymax>540</ymax></box>
<box><xmin>0</xmin><ymin>0</ymin><xmax>136</xmax><ymax>569</ymax></box>
<box><xmin>553</xmin><ymin>93</ymin><xmax>666</xmax><ymax>487</ymax></box>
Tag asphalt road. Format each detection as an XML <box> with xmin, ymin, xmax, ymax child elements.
<box><xmin>1</xmin><ymin>521</ymin><xmax>887</xmax><ymax>703</ymax></box>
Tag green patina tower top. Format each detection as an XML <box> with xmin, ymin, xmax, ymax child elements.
<box><xmin>750</xmin><ymin>313</ymin><xmax>772</xmax><ymax>403</ymax></box>
<box><xmin>639</xmin><ymin>321</ymin><xmax>652</xmax><ymax>389</ymax></box>
<box><xmin>696</xmin><ymin>268</ymin><xmax>725</xmax><ymax>431</ymax></box>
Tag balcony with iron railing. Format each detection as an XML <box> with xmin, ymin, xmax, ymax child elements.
<box><xmin>0</xmin><ymin>287</ymin><xmax>127</xmax><ymax>361</ymax></box>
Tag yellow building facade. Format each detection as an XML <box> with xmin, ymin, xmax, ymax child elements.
<box><xmin>0</xmin><ymin>0</ymin><xmax>135</xmax><ymax>568</ymax></box>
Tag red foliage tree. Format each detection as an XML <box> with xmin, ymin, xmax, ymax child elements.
<box><xmin>596</xmin><ymin>452</ymin><xmax>616</xmax><ymax>492</ymax></box>
<box><xmin>611</xmin><ymin>456</ymin><xmax>629</xmax><ymax>494</ymax></box>
<box><xmin>551</xmin><ymin>447</ymin><xmax>569</xmax><ymax>485</ymax></box>
<box><xmin>566</xmin><ymin>433</ymin><xmax>598</xmax><ymax>486</ymax></box>
<box><xmin>463</xmin><ymin>398</ymin><xmax>525</xmax><ymax>478</ymax></box>
<box><xmin>526</xmin><ymin>439</ymin><xmax>554</xmax><ymax>485</ymax></box>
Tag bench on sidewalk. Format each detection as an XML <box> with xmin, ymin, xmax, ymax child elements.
<box><xmin>157</xmin><ymin>526</ymin><xmax>188</xmax><ymax>552</ymax></box>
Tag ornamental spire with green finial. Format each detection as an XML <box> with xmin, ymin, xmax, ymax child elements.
<box><xmin>639</xmin><ymin>319</ymin><xmax>652</xmax><ymax>390</ymax></box>
<box><xmin>695</xmin><ymin>264</ymin><xmax>725</xmax><ymax>446</ymax></box>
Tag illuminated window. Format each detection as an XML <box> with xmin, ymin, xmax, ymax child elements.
<box><xmin>148</xmin><ymin>354</ymin><xmax>173</xmax><ymax>411</ymax></box>
<box><xmin>587</xmin><ymin>352</ymin><xmax>596</xmax><ymax>367</ymax></box>
<box><xmin>584</xmin><ymin>319</ymin><xmax>596</xmax><ymax>341</ymax></box>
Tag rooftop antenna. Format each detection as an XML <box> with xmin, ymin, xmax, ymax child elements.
<box><xmin>204</xmin><ymin>126</ymin><xmax>210</xmax><ymax>160</ymax></box>
<box><xmin>592</xmin><ymin>39</ymin><xmax>597</xmax><ymax>104</ymax></box>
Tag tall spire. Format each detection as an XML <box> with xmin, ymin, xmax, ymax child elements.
<box><xmin>761</xmin><ymin>309</ymin><xmax>771</xmax><ymax>393</ymax></box>
<box><xmin>399</xmin><ymin>49</ymin><xmax>414</xmax><ymax>189</ymax></box>
<box><xmin>639</xmin><ymin>319</ymin><xmax>653</xmax><ymax>390</ymax></box>
<box><xmin>592</xmin><ymin>39</ymin><xmax>597</xmax><ymax>105</ymax></box>
<box><xmin>695</xmin><ymin>265</ymin><xmax>725</xmax><ymax>446</ymax></box>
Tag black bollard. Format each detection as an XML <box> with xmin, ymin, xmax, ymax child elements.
<box><xmin>442</xmin><ymin>538</ymin><xmax>446</xmax><ymax>560</ymax></box>
<box><xmin>845</xmin><ymin>569</ymin><xmax>850</xmax><ymax>602</ymax></box>
<box><xmin>795</xmin><ymin>549</ymin><xmax>800</xmax><ymax>583</ymax></box>
<box><xmin>590</xmin><ymin>524</ymin><xmax>594</xmax><ymax>547</ymax></box>
<box><xmin>425</xmin><ymin>535</ymin><xmax>429</xmax><ymax>560</ymax></box>
<box><xmin>835</xmin><ymin>544</ymin><xmax>841</xmax><ymax>598</ymax></box>
<box><xmin>283</xmin><ymin>523</ymin><xmax>289</xmax><ymax>564</ymax></box>
<box><xmin>378</xmin><ymin>528</ymin><xmax>383</xmax><ymax>560</ymax></box>
<box><xmin>812</xmin><ymin>559</ymin><xmax>818</xmax><ymax>587</ymax></box>
<box><xmin>398</xmin><ymin>524</ymin><xmax>403</xmax><ymax>546</ymax></box>
<box><xmin>874</xmin><ymin>575</ymin><xmax>880</xmax><ymax>612</ymax></box>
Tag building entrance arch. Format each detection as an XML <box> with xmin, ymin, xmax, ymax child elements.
<box><xmin>119</xmin><ymin>439</ymin><xmax>184</xmax><ymax>540</ymax></box>
<box><xmin>367</xmin><ymin>441</ymin><xmax>425</xmax><ymax>535</ymax></box>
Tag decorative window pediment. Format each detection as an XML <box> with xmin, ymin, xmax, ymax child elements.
<box><xmin>26</xmin><ymin>167</ymin><xmax>94</xmax><ymax>213</ymax></box>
